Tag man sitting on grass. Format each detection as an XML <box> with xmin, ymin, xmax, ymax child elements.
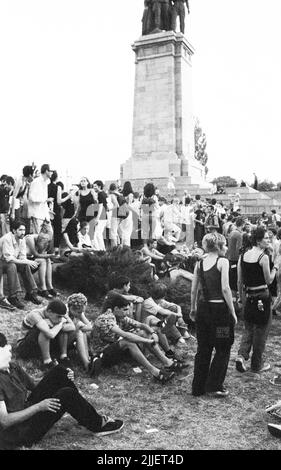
<box><xmin>0</xmin><ymin>333</ymin><xmax>123</xmax><ymax>450</ymax></box>
<box><xmin>16</xmin><ymin>299</ymin><xmax>75</xmax><ymax>371</ymax></box>
<box><xmin>91</xmin><ymin>293</ymin><xmax>178</xmax><ymax>384</ymax></box>
<box><xmin>105</xmin><ymin>275</ymin><xmax>144</xmax><ymax>322</ymax></box>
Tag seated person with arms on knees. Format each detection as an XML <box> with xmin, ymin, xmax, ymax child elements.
<box><xmin>25</xmin><ymin>219</ymin><xmax>57</xmax><ymax>299</ymax></box>
<box><xmin>105</xmin><ymin>275</ymin><xmax>144</xmax><ymax>322</ymax></box>
<box><xmin>16</xmin><ymin>299</ymin><xmax>75</xmax><ymax>371</ymax></box>
<box><xmin>59</xmin><ymin>217</ymin><xmax>86</xmax><ymax>260</ymax></box>
<box><xmin>91</xmin><ymin>293</ymin><xmax>178</xmax><ymax>383</ymax></box>
<box><xmin>0</xmin><ymin>220</ymin><xmax>41</xmax><ymax>310</ymax></box>
<box><xmin>66</xmin><ymin>293</ymin><xmax>94</xmax><ymax>372</ymax></box>
<box><xmin>141</xmin><ymin>239</ymin><xmax>168</xmax><ymax>278</ymax></box>
<box><xmin>0</xmin><ymin>333</ymin><xmax>123</xmax><ymax>450</ymax></box>
<box><xmin>142</xmin><ymin>283</ymin><xmax>191</xmax><ymax>358</ymax></box>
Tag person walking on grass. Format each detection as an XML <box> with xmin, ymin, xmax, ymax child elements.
<box><xmin>0</xmin><ymin>333</ymin><xmax>123</xmax><ymax>450</ymax></box>
<box><xmin>190</xmin><ymin>233</ymin><xmax>237</xmax><ymax>398</ymax></box>
<box><xmin>235</xmin><ymin>227</ymin><xmax>281</xmax><ymax>374</ymax></box>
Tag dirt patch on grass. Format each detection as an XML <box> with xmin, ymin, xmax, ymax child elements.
<box><xmin>1</xmin><ymin>292</ymin><xmax>281</xmax><ymax>450</ymax></box>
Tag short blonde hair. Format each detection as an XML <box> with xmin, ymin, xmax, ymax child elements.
<box><xmin>202</xmin><ymin>233</ymin><xmax>226</xmax><ymax>253</ymax></box>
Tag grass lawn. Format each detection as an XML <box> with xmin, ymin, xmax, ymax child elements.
<box><xmin>1</xmin><ymin>290</ymin><xmax>281</xmax><ymax>450</ymax></box>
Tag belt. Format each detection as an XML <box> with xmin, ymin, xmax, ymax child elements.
<box><xmin>208</xmin><ymin>299</ymin><xmax>225</xmax><ymax>303</ymax></box>
<box><xmin>246</xmin><ymin>286</ymin><xmax>268</xmax><ymax>294</ymax></box>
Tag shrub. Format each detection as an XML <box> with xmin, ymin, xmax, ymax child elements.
<box><xmin>54</xmin><ymin>246</ymin><xmax>154</xmax><ymax>300</ymax></box>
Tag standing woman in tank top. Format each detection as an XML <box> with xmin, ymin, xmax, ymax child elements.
<box><xmin>76</xmin><ymin>177</ymin><xmax>97</xmax><ymax>223</ymax></box>
<box><xmin>235</xmin><ymin>227</ymin><xmax>281</xmax><ymax>374</ymax></box>
<box><xmin>190</xmin><ymin>233</ymin><xmax>237</xmax><ymax>397</ymax></box>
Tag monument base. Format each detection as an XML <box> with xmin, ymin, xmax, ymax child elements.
<box><xmin>117</xmin><ymin>175</ymin><xmax>213</xmax><ymax>198</ymax></box>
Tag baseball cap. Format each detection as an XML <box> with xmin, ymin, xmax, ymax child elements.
<box><xmin>47</xmin><ymin>299</ymin><xmax>67</xmax><ymax>316</ymax></box>
<box><xmin>0</xmin><ymin>333</ymin><xmax>8</xmax><ymax>348</ymax></box>
<box><xmin>41</xmin><ymin>164</ymin><xmax>54</xmax><ymax>174</ymax></box>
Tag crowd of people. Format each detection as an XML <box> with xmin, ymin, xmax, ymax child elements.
<box><xmin>1</xmin><ymin>164</ymin><xmax>281</xmax><ymax>448</ymax></box>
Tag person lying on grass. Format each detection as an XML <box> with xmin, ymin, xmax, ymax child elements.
<box><xmin>105</xmin><ymin>274</ymin><xmax>144</xmax><ymax>322</ymax></box>
<box><xmin>141</xmin><ymin>282</ymin><xmax>192</xmax><ymax>358</ymax></box>
<box><xmin>91</xmin><ymin>293</ymin><xmax>183</xmax><ymax>384</ymax></box>
<box><xmin>66</xmin><ymin>292</ymin><xmax>94</xmax><ymax>371</ymax></box>
<box><xmin>0</xmin><ymin>333</ymin><xmax>123</xmax><ymax>450</ymax></box>
<box><xmin>16</xmin><ymin>299</ymin><xmax>75</xmax><ymax>371</ymax></box>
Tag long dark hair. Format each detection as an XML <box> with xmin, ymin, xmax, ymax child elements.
<box><xmin>122</xmin><ymin>181</ymin><xmax>133</xmax><ymax>197</ymax></box>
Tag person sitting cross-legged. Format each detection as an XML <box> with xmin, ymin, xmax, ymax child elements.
<box><xmin>0</xmin><ymin>333</ymin><xmax>124</xmax><ymax>450</ymax></box>
<box><xmin>16</xmin><ymin>299</ymin><xmax>75</xmax><ymax>371</ymax></box>
<box><xmin>91</xmin><ymin>294</ymin><xmax>178</xmax><ymax>383</ymax></box>
<box><xmin>0</xmin><ymin>220</ymin><xmax>42</xmax><ymax>309</ymax></box>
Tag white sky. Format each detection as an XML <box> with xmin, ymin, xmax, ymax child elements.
<box><xmin>0</xmin><ymin>0</ymin><xmax>281</xmax><ymax>186</ymax></box>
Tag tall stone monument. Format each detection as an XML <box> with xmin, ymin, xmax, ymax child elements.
<box><xmin>121</xmin><ymin>4</ymin><xmax>211</xmax><ymax>194</ymax></box>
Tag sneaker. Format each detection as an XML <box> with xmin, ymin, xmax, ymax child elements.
<box><xmin>59</xmin><ymin>356</ymin><xmax>72</xmax><ymax>368</ymax></box>
<box><xmin>253</xmin><ymin>363</ymin><xmax>271</xmax><ymax>373</ymax></box>
<box><xmin>165</xmin><ymin>349</ymin><xmax>175</xmax><ymax>359</ymax></box>
<box><xmin>37</xmin><ymin>290</ymin><xmax>53</xmax><ymax>299</ymax></box>
<box><xmin>42</xmin><ymin>359</ymin><xmax>58</xmax><ymax>372</ymax></box>
<box><xmin>24</xmin><ymin>293</ymin><xmax>42</xmax><ymax>305</ymax></box>
<box><xmin>153</xmin><ymin>369</ymin><xmax>175</xmax><ymax>384</ymax></box>
<box><xmin>48</xmin><ymin>289</ymin><xmax>57</xmax><ymax>297</ymax></box>
<box><xmin>88</xmin><ymin>356</ymin><xmax>103</xmax><ymax>377</ymax></box>
<box><xmin>268</xmin><ymin>423</ymin><xmax>281</xmax><ymax>438</ymax></box>
<box><xmin>270</xmin><ymin>375</ymin><xmax>281</xmax><ymax>386</ymax></box>
<box><xmin>208</xmin><ymin>387</ymin><xmax>230</xmax><ymax>398</ymax></box>
<box><xmin>165</xmin><ymin>359</ymin><xmax>189</xmax><ymax>373</ymax></box>
<box><xmin>8</xmin><ymin>296</ymin><xmax>25</xmax><ymax>310</ymax></box>
<box><xmin>0</xmin><ymin>297</ymin><xmax>16</xmax><ymax>311</ymax></box>
<box><xmin>94</xmin><ymin>416</ymin><xmax>124</xmax><ymax>436</ymax></box>
<box><xmin>235</xmin><ymin>356</ymin><xmax>247</xmax><ymax>373</ymax></box>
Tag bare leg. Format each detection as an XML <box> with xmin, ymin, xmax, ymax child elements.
<box><xmin>119</xmin><ymin>339</ymin><xmax>160</xmax><ymax>377</ymax></box>
<box><xmin>134</xmin><ymin>303</ymin><xmax>143</xmax><ymax>322</ymax></box>
<box><xmin>146</xmin><ymin>343</ymin><xmax>173</xmax><ymax>367</ymax></box>
<box><xmin>46</xmin><ymin>258</ymin><xmax>54</xmax><ymax>290</ymax></box>
<box><xmin>37</xmin><ymin>258</ymin><xmax>47</xmax><ymax>290</ymax></box>
<box><xmin>76</xmin><ymin>330</ymin><xmax>90</xmax><ymax>369</ymax></box>
<box><xmin>58</xmin><ymin>332</ymin><xmax>69</xmax><ymax>358</ymax></box>
<box><xmin>38</xmin><ymin>332</ymin><xmax>52</xmax><ymax>363</ymax></box>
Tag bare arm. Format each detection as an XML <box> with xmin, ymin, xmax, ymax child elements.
<box><xmin>237</xmin><ymin>256</ymin><xmax>244</xmax><ymax>301</ymax></box>
<box><xmin>0</xmin><ymin>399</ymin><xmax>61</xmax><ymax>429</ymax></box>
<box><xmin>36</xmin><ymin>318</ymin><xmax>66</xmax><ymax>339</ymax></box>
<box><xmin>111</xmin><ymin>325</ymin><xmax>154</xmax><ymax>345</ymax></box>
<box><xmin>218</xmin><ymin>258</ymin><xmax>237</xmax><ymax>324</ymax></box>
<box><xmin>260</xmin><ymin>254</ymin><xmax>280</xmax><ymax>285</ymax></box>
<box><xmin>190</xmin><ymin>262</ymin><xmax>200</xmax><ymax>321</ymax></box>
<box><xmin>63</xmin><ymin>233</ymin><xmax>81</xmax><ymax>252</ymax></box>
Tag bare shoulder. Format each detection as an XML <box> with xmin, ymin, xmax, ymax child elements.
<box><xmin>217</xmin><ymin>257</ymin><xmax>229</xmax><ymax>270</ymax></box>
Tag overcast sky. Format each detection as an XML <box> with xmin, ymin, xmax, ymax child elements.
<box><xmin>0</xmin><ymin>0</ymin><xmax>280</xmax><ymax>186</ymax></box>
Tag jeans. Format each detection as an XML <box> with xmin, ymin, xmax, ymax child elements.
<box><xmin>238</xmin><ymin>313</ymin><xmax>272</xmax><ymax>371</ymax></box>
<box><xmin>5</xmin><ymin>366</ymin><xmax>103</xmax><ymax>449</ymax></box>
<box><xmin>192</xmin><ymin>301</ymin><xmax>234</xmax><ymax>396</ymax></box>
<box><xmin>2</xmin><ymin>260</ymin><xmax>37</xmax><ymax>297</ymax></box>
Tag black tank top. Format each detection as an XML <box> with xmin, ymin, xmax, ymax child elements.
<box><xmin>79</xmin><ymin>192</ymin><xmax>95</xmax><ymax>219</ymax></box>
<box><xmin>200</xmin><ymin>258</ymin><xmax>223</xmax><ymax>301</ymax></box>
<box><xmin>241</xmin><ymin>252</ymin><xmax>266</xmax><ymax>288</ymax></box>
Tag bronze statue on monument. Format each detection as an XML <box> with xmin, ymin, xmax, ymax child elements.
<box><xmin>142</xmin><ymin>0</ymin><xmax>190</xmax><ymax>35</ymax></box>
<box><xmin>171</xmin><ymin>0</ymin><xmax>190</xmax><ymax>34</ymax></box>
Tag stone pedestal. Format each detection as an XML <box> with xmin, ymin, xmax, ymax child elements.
<box><xmin>121</xmin><ymin>31</ymin><xmax>205</xmax><ymax>182</ymax></box>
